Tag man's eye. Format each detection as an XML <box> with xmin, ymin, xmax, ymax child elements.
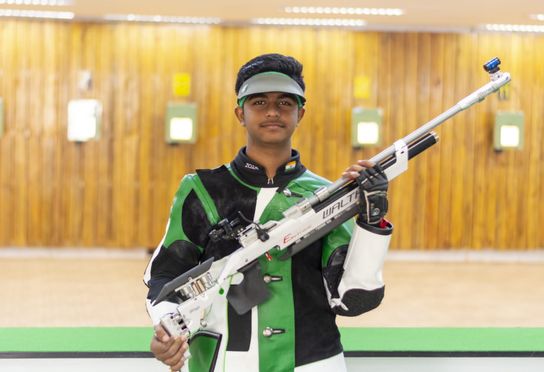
<box><xmin>253</xmin><ymin>100</ymin><xmax>266</xmax><ymax>105</ymax></box>
<box><xmin>279</xmin><ymin>100</ymin><xmax>293</xmax><ymax>106</ymax></box>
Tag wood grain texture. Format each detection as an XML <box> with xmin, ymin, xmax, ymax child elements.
<box><xmin>0</xmin><ymin>20</ymin><xmax>542</xmax><ymax>250</ymax></box>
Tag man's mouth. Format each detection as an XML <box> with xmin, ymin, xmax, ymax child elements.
<box><xmin>261</xmin><ymin>122</ymin><xmax>285</xmax><ymax>128</ymax></box>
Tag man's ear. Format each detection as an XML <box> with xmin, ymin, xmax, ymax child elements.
<box><xmin>234</xmin><ymin>106</ymin><xmax>245</xmax><ymax>126</ymax></box>
<box><xmin>297</xmin><ymin>107</ymin><xmax>306</xmax><ymax>124</ymax></box>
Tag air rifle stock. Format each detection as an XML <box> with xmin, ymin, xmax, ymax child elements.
<box><xmin>154</xmin><ymin>57</ymin><xmax>511</xmax><ymax>339</ymax></box>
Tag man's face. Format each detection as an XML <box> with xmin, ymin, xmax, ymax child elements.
<box><xmin>235</xmin><ymin>92</ymin><xmax>305</xmax><ymax>147</ymax></box>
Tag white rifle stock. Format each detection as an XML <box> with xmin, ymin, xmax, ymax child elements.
<box><xmin>154</xmin><ymin>57</ymin><xmax>511</xmax><ymax>340</ymax></box>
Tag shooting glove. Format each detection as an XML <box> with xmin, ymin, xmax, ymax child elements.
<box><xmin>357</xmin><ymin>165</ymin><xmax>389</xmax><ymax>226</ymax></box>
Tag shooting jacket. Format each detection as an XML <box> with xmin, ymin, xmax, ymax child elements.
<box><xmin>144</xmin><ymin>147</ymin><xmax>393</xmax><ymax>372</ymax></box>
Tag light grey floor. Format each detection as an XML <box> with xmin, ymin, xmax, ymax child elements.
<box><xmin>2</xmin><ymin>249</ymin><xmax>544</xmax><ymax>371</ymax></box>
<box><xmin>345</xmin><ymin>358</ymin><xmax>544</xmax><ymax>372</ymax></box>
<box><xmin>2</xmin><ymin>248</ymin><xmax>544</xmax><ymax>327</ymax></box>
<box><xmin>1</xmin><ymin>357</ymin><xmax>544</xmax><ymax>372</ymax></box>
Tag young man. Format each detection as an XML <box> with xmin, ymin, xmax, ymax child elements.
<box><xmin>144</xmin><ymin>53</ymin><xmax>392</xmax><ymax>372</ymax></box>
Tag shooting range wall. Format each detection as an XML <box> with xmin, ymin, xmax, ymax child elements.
<box><xmin>0</xmin><ymin>21</ymin><xmax>542</xmax><ymax>249</ymax></box>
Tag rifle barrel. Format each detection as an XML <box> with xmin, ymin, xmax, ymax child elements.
<box><xmin>305</xmin><ymin>70</ymin><xmax>511</xmax><ymax>208</ymax></box>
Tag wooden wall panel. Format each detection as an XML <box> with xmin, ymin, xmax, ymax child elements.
<box><xmin>0</xmin><ymin>20</ymin><xmax>543</xmax><ymax>250</ymax></box>
<box><xmin>528</xmin><ymin>36</ymin><xmax>544</xmax><ymax>249</ymax></box>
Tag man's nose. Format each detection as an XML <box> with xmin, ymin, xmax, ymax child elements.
<box><xmin>265</xmin><ymin>104</ymin><xmax>280</xmax><ymax>117</ymax></box>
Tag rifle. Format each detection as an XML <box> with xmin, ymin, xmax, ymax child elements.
<box><xmin>154</xmin><ymin>57</ymin><xmax>511</xmax><ymax>339</ymax></box>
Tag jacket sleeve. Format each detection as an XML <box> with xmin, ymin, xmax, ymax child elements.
<box><xmin>322</xmin><ymin>217</ymin><xmax>393</xmax><ymax>316</ymax></box>
<box><xmin>143</xmin><ymin>175</ymin><xmax>211</xmax><ymax>325</ymax></box>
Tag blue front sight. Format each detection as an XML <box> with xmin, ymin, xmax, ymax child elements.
<box><xmin>483</xmin><ymin>57</ymin><xmax>501</xmax><ymax>73</ymax></box>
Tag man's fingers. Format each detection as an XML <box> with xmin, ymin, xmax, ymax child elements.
<box><xmin>150</xmin><ymin>325</ymin><xmax>190</xmax><ymax>371</ymax></box>
<box><xmin>342</xmin><ymin>160</ymin><xmax>377</xmax><ymax>179</ymax></box>
<box><xmin>151</xmin><ymin>334</ymin><xmax>181</xmax><ymax>362</ymax></box>
<box><xmin>345</xmin><ymin>165</ymin><xmax>364</xmax><ymax>173</ymax></box>
<box><xmin>172</xmin><ymin>354</ymin><xmax>189</xmax><ymax>371</ymax></box>
<box><xmin>342</xmin><ymin>171</ymin><xmax>360</xmax><ymax>180</ymax></box>
<box><xmin>357</xmin><ymin>159</ymin><xmax>375</xmax><ymax>168</ymax></box>
<box><xmin>171</xmin><ymin>343</ymin><xmax>190</xmax><ymax>371</ymax></box>
<box><xmin>163</xmin><ymin>342</ymin><xmax>184</xmax><ymax>368</ymax></box>
<box><xmin>154</xmin><ymin>324</ymin><xmax>170</xmax><ymax>343</ymax></box>
<box><xmin>171</xmin><ymin>356</ymin><xmax>185</xmax><ymax>372</ymax></box>
<box><xmin>164</xmin><ymin>352</ymin><xmax>183</xmax><ymax>369</ymax></box>
<box><xmin>161</xmin><ymin>337</ymin><xmax>184</xmax><ymax>361</ymax></box>
<box><xmin>150</xmin><ymin>336</ymin><xmax>172</xmax><ymax>356</ymax></box>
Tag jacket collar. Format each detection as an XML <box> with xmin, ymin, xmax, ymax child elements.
<box><xmin>230</xmin><ymin>147</ymin><xmax>306</xmax><ymax>188</ymax></box>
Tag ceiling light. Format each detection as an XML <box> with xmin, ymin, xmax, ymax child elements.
<box><xmin>0</xmin><ymin>0</ymin><xmax>72</xmax><ymax>5</ymax></box>
<box><xmin>253</xmin><ymin>18</ymin><xmax>366</xmax><ymax>27</ymax></box>
<box><xmin>531</xmin><ymin>14</ymin><xmax>544</xmax><ymax>21</ymax></box>
<box><xmin>285</xmin><ymin>7</ymin><xmax>403</xmax><ymax>16</ymax></box>
<box><xmin>104</xmin><ymin>14</ymin><xmax>221</xmax><ymax>25</ymax></box>
<box><xmin>483</xmin><ymin>23</ymin><xmax>544</xmax><ymax>32</ymax></box>
<box><xmin>0</xmin><ymin>9</ymin><xmax>73</xmax><ymax>19</ymax></box>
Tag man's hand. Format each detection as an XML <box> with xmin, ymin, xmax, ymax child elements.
<box><xmin>342</xmin><ymin>159</ymin><xmax>375</xmax><ymax>180</ymax></box>
<box><xmin>343</xmin><ymin>160</ymin><xmax>389</xmax><ymax>226</ymax></box>
<box><xmin>150</xmin><ymin>324</ymin><xmax>189</xmax><ymax>371</ymax></box>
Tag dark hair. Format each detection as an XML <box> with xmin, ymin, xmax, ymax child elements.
<box><xmin>235</xmin><ymin>53</ymin><xmax>305</xmax><ymax>94</ymax></box>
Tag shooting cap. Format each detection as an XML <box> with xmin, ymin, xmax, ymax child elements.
<box><xmin>237</xmin><ymin>71</ymin><xmax>306</xmax><ymax>107</ymax></box>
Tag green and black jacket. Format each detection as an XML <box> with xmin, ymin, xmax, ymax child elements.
<box><xmin>144</xmin><ymin>147</ymin><xmax>393</xmax><ymax>372</ymax></box>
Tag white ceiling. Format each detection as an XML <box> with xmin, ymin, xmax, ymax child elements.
<box><xmin>4</xmin><ymin>0</ymin><xmax>544</xmax><ymax>31</ymax></box>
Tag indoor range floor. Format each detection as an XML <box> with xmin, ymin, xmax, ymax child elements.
<box><xmin>1</xmin><ymin>248</ymin><xmax>543</xmax><ymax>328</ymax></box>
